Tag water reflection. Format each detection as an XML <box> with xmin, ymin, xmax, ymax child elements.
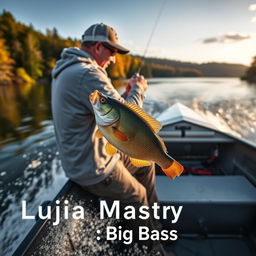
<box><xmin>0</xmin><ymin>82</ymin><xmax>51</xmax><ymax>147</ymax></box>
<box><xmin>0</xmin><ymin>81</ymin><xmax>64</xmax><ymax>255</ymax></box>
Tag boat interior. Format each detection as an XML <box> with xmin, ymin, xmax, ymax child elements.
<box><xmin>155</xmin><ymin>104</ymin><xmax>256</xmax><ymax>255</ymax></box>
<box><xmin>14</xmin><ymin>104</ymin><xmax>256</xmax><ymax>256</ymax></box>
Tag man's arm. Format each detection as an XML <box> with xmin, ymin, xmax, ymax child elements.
<box><xmin>79</xmin><ymin>67</ymin><xmax>148</xmax><ymax>112</ymax></box>
<box><xmin>122</xmin><ymin>75</ymin><xmax>148</xmax><ymax>104</ymax></box>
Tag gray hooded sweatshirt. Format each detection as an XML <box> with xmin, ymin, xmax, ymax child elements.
<box><xmin>51</xmin><ymin>47</ymin><xmax>145</xmax><ymax>186</ymax></box>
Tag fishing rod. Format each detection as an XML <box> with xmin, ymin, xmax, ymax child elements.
<box><xmin>136</xmin><ymin>0</ymin><xmax>167</xmax><ymax>75</ymax></box>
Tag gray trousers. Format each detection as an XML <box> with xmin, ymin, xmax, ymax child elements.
<box><xmin>83</xmin><ymin>153</ymin><xmax>162</xmax><ymax>253</ymax></box>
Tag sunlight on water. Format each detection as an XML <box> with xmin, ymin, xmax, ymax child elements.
<box><xmin>0</xmin><ymin>152</ymin><xmax>67</xmax><ymax>255</ymax></box>
<box><xmin>146</xmin><ymin>78</ymin><xmax>256</xmax><ymax>143</ymax></box>
<box><xmin>1</xmin><ymin>77</ymin><xmax>256</xmax><ymax>255</ymax></box>
<box><xmin>0</xmin><ymin>129</ymin><xmax>67</xmax><ymax>256</ymax></box>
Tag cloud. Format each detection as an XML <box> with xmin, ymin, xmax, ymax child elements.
<box><xmin>248</xmin><ymin>4</ymin><xmax>256</xmax><ymax>11</ymax></box>
<box><xmin>203</xmin><ymin>33</ymin><xmax>251</xmax><ymax>44</ymax></box>
<box><xmin>203</xmin><ymin>37</ymin><xmax>219</xmax><ymax>44</ymax></box>
<box><xmin>224</xmin><ymin>34</ymin><xmax>250</xmax><ymax>41</ymax></box>
<box><xmin>251</xmin><ymin>16</ymin><xmax>256</xmax><ymax>23</ymax></box>
<box><xmin>248</xmin><ymin>3</ymin><xmax>256</xmax><ymax>22</ymax></box>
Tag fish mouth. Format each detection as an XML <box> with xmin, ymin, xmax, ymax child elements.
<box><xmin>89</xmin><ymin>90</ymin><xmax>100</xmax><ymax>105</ymax></box>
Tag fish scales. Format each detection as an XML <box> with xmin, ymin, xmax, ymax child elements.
<box><xmin>89</xmin><ymin>90</ymin><xmax>184</xmax><ymax>179</ymax></box>
<box><xmin>100</xmin><ymin>100</ymin><xmax>165</xmax><ymax>162</ymax></box>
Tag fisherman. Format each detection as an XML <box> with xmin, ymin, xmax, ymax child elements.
<box><xmin>51</xmin><ymin>23</ymin><xmax>174</xmax><ymax>256</ymax></box>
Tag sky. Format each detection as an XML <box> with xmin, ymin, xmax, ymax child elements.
<box><xmin>1</xmin><ymin>0</ymin><xmax>256</xmax><ymax>65</ymax></box>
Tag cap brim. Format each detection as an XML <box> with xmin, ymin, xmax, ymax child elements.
<box><xmin>105</xmin><ymin>42</ymin><xmax>129</xmax><ymax>55</ymax></box>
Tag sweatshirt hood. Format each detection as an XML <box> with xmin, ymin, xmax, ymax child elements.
<box><xmin>52</xmin><ymin>47</ymin><xmax>100</xmax><ymax>79</ymax></box>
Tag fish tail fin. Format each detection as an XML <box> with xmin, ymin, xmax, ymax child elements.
<box><xmin>162</xmin><ymin>159</ymin><xmax>184</xmax><ymax>179</ymax></box>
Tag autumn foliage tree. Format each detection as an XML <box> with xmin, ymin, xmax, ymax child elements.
<box><xmin>0</xmin><ymin>38</ymin><xmax>14</xmax><ymax>84</ymax></box>
<box><xmin>0</xmin><ymin>10</ymin><xmax>203</xmax><ymax>85</ymax></box>
<box><xmin>0</xmin><ymin>10</ymin><xmax>77</xmax><ymax>83</ymax></box>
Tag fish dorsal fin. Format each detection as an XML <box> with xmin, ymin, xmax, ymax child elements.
<box><xmin>125</xmin><ymin>103</ymin><xmax>162</xmax><ymax>133</ymax></box>
<box><xmin>156</xmin><ymin>134</ymin><xmax>167</xmax><ymax>152</ymax></box>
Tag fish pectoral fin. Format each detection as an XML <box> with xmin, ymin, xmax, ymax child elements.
<box><xmin>105</xmin><ymin>142</ymin><xmax>117</xmax><ymax>155</ymax></box>
<box><xmin>162</xmin><ymin>160</ymin><xmax>184</xmax><ymax>179</ymax></box>
<box><xmin>112</xmin><ymin>127</ymin><xmax>129</xmax><ymax>142</ymax></box>
<box><xmin>95</xmin><ymin>129</ymin><xmax>103</xmax><ymax>138</ymax></box>
<box><xmin>130</xmin><ymin>158</ymin><xmax>151</xmax><ymax>167</ymax></box>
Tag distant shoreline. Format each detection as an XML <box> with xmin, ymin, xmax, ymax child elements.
<box><xmin>0</xmin><ymin>10</ymin><xmax>249</xmax><ymax>85</ymax></box>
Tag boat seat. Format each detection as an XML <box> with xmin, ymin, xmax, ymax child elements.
<box><xmin>156</xmin><ymin>175</ymin><xmax>256</xmax><ymax>235</ymax></box>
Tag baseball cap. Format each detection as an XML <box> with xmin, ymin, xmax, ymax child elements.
<box><xmin>82</xmin><ymin>23</ymin><xmax>129</xmax><ymax>54</ymax></box>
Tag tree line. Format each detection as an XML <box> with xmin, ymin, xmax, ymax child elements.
<box><xmin>241</xmin><ymin>57</ymin><xmax>256</xmax><ymax>84</ymax></box>
<box><xmin>144</xmin><ymin>57</ymin><xmax>248</xmax><ymax>77</ymax></box>
<box><xmin>0</xmin><ymin>11</ymin><xmax>79</xmax><ymax>85</ymax></box>
<box><xmin>0</xmin><ymin>11</ymin><xmax>203</xmax><ymax>85</ymax></box>
<box><xmin>0</xmin><ymin>10</ymin><xmax>254</xmax><ymax>85</ymax></box>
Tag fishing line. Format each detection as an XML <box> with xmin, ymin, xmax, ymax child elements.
<box><xmin>137</xmin><ymin>0</ymin><xmax>167</xmax><ymax>74</ymax></box>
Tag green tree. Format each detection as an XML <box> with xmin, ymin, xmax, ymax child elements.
<box><xmin>0</xmin><ymin>11</ymin><xmax>17</xmax><ymax>54</ymax></box>
<box><xmin>21</xmin><ymin>31</ymin><xmax>43</xmax><ymax>79</ymax></box>
<box><xmin>242</xmin><ymin>56</ymin><xmax>256</xmax><ymax>84</ymax></box>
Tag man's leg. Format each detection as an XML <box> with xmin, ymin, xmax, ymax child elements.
<box><xmin>119</xmin><ymin>153</ymin><xmax>162</xmax><ymax>230</ymax></box>
<box><xmin>82</xmin><ymin>159</ymin><xmax>159</xmax><ymax>253</ymax></box>
<box><xmin>119</xmin><ymin>154</ymin><xmax>174</xmax><ymax>256</ymax></box>
<box><xmin>119</xmin><ymin>153</ymin><xmax>158</xmax><ymax>206</ymax></box>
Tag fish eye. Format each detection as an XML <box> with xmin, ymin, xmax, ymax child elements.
<box><xmin>100</xmin><ymin>97</ymin><xmax>106</xmax><ymax>104</ymax></box>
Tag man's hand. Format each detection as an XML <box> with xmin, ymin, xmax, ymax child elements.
<box><xmin>125</xmin><ymin>74</ymin><xmax>148</xmax><ymax>95</ymax></box>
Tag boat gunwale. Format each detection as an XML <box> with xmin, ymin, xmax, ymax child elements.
<box><xmin>12</xmin><ymin>180</ymin><xmax>73</xmax><ymax>256</ymax></box>
<box><xmin>158</xmin><ymin>108</ymin><xmax>256</xmax><ymax>150</ymax></box>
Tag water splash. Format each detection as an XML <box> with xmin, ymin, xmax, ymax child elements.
<box><xmin>0</xmin><ymin>138</ymin><xmax>67</xmax><ymax>256</ymax></box>
<box><xmin>147</xmin><ymin>78</ymin><xmax>256</xmax><ymax>143</ymax></box>
<box><xmin>191</xmin><ymin>99</ymin><xmax>256</xmax><ymax>142</ymax></box>
<box><xmin>1</xmin><ymin>78</ymin><xmax>256</xmax><ymax>255</ymax></box>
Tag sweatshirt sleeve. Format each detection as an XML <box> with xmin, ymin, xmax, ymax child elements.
<box><xmin>79</xmin><ymin>66</ymin><xmax>145</xmax><ymax>112</ymax></box>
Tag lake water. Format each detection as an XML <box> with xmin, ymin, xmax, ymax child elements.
<box><xmin>0</xmin><ymin>77</ymin><xmax>256</xmax><ymax>255</ymax></box>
